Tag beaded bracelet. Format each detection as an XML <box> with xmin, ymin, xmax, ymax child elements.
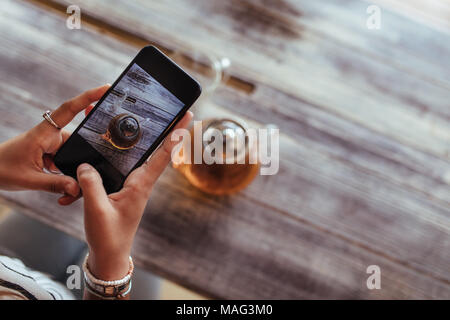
<box><xmin>85</xmin><ymin>279</ymin><xmax>132</xmax><ymax>300</ymax></box>
<box><xmin>82</xmin><ymin>253</ymin><xmax>134</xmax><ymax>286</ymax></box>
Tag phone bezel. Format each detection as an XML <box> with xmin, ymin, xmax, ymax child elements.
<box><xmin>54</xmin><ymin>45</ymin><xmax>201</xmax><ymax>191</ymax></box>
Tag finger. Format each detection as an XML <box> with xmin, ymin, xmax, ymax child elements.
<box><xmin>85</xmin><ymin>104</ymin><xmax>95</xmax><ymax>117</ymax></box>
<box><xmin>30</xmin><ymin>172</ymin><xmax>80</xmax><ymax>197</ymax></box>
<box><xmin>125</xmin><ymin>111</ymin><xmax>193</xmax><ymax>190</ymax></box>
<box><xmin>50</xmin><ymin>84</ymin><xmax>110</xmax><ymax>128</ymax></box>
<box><xmin>77</xmin><ymin>163</ymin><xmax>109</xmax><ymax>208</ymax></box>
<box><xmin>43</xmin><ymin>154</ymin><xmax>60</xmax><ymax>173</ymax></box>
<box><xmin>58</xmin><ymin>194</ymin><xmax>81</xmax><ymax>206</ymax></box>
<box><xmin>61</xmin><ymin>130</ymin><xmax>71</xmax><ymax>144</ymax></box>
<box><xmin>43</xmin><ymin>130</ymin><xmax>72</xmax><ymax>172</ymax></box>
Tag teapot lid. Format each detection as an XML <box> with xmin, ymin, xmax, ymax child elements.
<box><xmin>203</xmin><ymin>118</ymin><xmax>248</xmax><ymax>163</ymax></box>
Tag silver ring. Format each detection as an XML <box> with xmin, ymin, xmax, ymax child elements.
<box><xmin>42</xmin><ymin>110</ymin><xmax>61</xmax><ymax>130</ymax></box>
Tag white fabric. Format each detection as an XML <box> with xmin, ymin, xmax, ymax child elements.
<box><xmin>0</xmin><ymin>255</ymin><xmax>74</xmax><ymax>300</ymax></box>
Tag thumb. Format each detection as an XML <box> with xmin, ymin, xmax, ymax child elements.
<box><xmin>77</xmin><ymin>163</ymin><xmax>108</xmax><ymax>207</ymax></box>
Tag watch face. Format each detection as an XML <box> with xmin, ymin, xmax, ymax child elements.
<box><xmin>104</xmin><ymin>286</ymin><xmax>115</xmax><ymax>295</ymax></box>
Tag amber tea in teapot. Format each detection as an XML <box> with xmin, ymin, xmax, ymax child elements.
<box><xmin>173</xmin><ymin>118</ymin><xmax>260</xmax><ymax>195</ymax></box>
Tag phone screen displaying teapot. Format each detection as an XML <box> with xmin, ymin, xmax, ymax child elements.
<box><xmin>54</xmin><ymin>46</ymin><xmax>201</xmax><ymax>194</ymax></box>
<box><xmin>77</xmin><ymin>63</ymin><xmax>185</xmax><ymax>177</ymax></box>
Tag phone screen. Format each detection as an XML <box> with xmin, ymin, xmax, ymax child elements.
<box><xmin>78</xmin><ymin>63</ymin><xmax>185</xmax><ymax>177</ymax></box>
<box><xmin>54</xmin><ymin>46</ymin><xmax>201</xmax><ymax>193</ymax></box>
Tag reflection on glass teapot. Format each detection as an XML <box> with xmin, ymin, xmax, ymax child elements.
<box><xmin>173</xmin><ymin>118</ymin><xmax>260</xmax><ymax>195</ymax></box>
<box><xmin>101</xmin><ymin>113</ymin><xmax>143</xmax><ymax>150</ymax></box>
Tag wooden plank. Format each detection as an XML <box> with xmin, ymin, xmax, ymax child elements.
<box><xmin>0</xmin><ymin>0</ymin><xmax>448</xmax><ymax>298</ymax></box>
<box><xmin>2</xmin><ymin>184</ymin><xmax>450</xmax><ymax>299</ymax></box>
<box><xmin>0</xmin><ymin>90</ymin><xmax>449</xmax><ymax>299</ymax></box>
<box><xmin>41</xmin><ymin>0</ymin><xmax>450</xmax><ymax>162</ymax></box>
<box><xmin>214</xmin><ymin>86</ymin><xmax>450</xmax><ymax>205</ymax></box>
<box><xmin>369</xmin><ymin>0</ymin><xmax>450</xmax><ymax>33</ymax></box>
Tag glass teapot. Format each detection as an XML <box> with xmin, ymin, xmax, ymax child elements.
<box><xmin>173</xmin><ymin>118</ymin><xmax>260</xmax><ymax>195</ymax></box>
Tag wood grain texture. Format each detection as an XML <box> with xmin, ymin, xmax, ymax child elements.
<box><xmin>369</xmin><ymin>0</ymin><xmax>450</xmax><ymax>33</ymax></box>
<box><xmin>44</xmin><ymin>0</ymin><xmax>450</xmax><ymax>161</ymax></box>
<box><xmin>0</xmin><ymin>0</ymin><xmax>448</xmax><ymax>299</ymax></box>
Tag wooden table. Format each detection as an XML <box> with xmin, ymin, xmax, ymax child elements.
<box><xmin>0</xmin><ymin>0</ymin><xmax>449</xmax><ymax>299</ymax></box>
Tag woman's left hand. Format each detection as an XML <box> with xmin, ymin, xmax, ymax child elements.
<box><xmin>0</xmin><ymin>85</ymin><xmax>110</xmax><ymax>203</ymax></box>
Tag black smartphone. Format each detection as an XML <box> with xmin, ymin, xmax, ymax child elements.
<box><xmin>54</xmin><ymin>46</ymin><xmax>201</xmax><ymax>194</ymax></box>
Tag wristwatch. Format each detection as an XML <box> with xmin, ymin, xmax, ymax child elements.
<box><xmin>82</xmin><ymin>253</ymin><xmax>134</xmax><ymax>299</ymax></box>
<box><xmin>84</xmin><ymin>272</ymin><xmax>132</xmax><ymax>298</ymax></box>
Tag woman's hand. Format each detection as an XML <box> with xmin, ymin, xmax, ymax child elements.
<box><xmin>0</xmin><ymin>85</ymin><xmax>110</xmax><ymax>202</ymax></box>
<box><xmin>76</xmin><ymin>111</ymin><xmax>193</xmax><ymax>281</ymax></box>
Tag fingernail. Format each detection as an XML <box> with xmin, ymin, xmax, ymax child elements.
<box><xmin>187</xmin><ymin>111</ymin><xmax>194</xmax><ymax>117</ymax></box>
<box><xmin>77</xmin><ymin>163</ymin><xmax>93</xmax><ymax>174</ymax></box>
